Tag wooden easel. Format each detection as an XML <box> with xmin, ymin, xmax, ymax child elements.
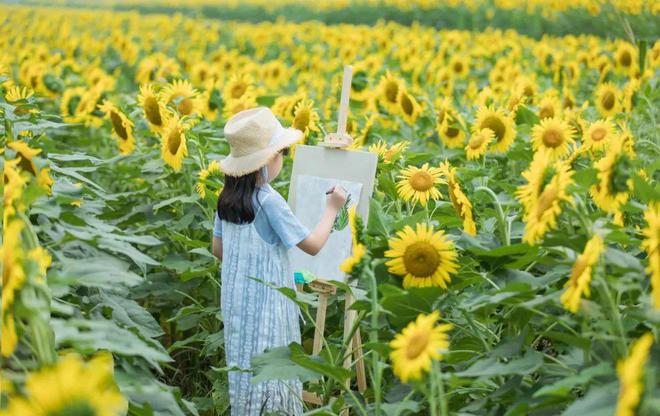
<box><xmin>298</xmin><ymin>65</ymin><xmax>368</xmax><ymax>414</ymax></box>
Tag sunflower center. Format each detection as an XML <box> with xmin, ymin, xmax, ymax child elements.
<box><xmin>405</xmin><ymin>330</ymin><xmax>430</xmax><ymax>359</ymax></box>
<box><xmin>178</xmin><ymin>97</ymin><xmax>193</xmax><ymax>116</ymax></box>
<box><xmin>144</xmin><ymin>96</ymin><xmax>163</xmax><ymax>126</ymax></box>
<box><xmin>110</xmin><ymin>111</ymin><xmax>128</xmax><ymax>140</ymax></box>
<box><xmin>167</xmin><ymin>127</ymin><xmax>182</xmax><ymax>155</ymax></box>
<box><xmin>542</xmin><ymin>128</ymin><xmax>563</xmax><ymax>148</ymax></box>
<box><xmin>403</xmin><ymin>241</ymin><xmax>440</xmax><ymax>278</ymax></box>
<box><xmin>539</xmin><ymin>105</ymin><xmax>555</xmax><ymax>120</ymax></box>
<box><xmin>602</xmin><ymin>91</ymin><xmax>615</xmax><ymax>111</ymax></box>
<box><xmin>409</xmin><ymin>171</ymin><xmax>434</xmax><ymax>191</ymax></box>
<box><xmin>453</xmin><ymin>62</ymin><xmax>463</xmax><ymax>73</ymax></box>
<box><xmin>47</xmin><ymin>401</ymin><xmax>96</xmax><ymax>416</ymax></box>
<box><xmin>445</xmin><ymin>126</ymin><xmax>460</xmax><ymax>138</ymax></box>
<box><xmin>481</xmin><ymin>115</ymin><xmax>505</xmax><ymax>142</ymax></box>
<box><xmin>385</xmin><ymin>81</ymin><xmax>398</xmax><ymax>103</ymax></box>
<box><xmin>17</xmin><ymin>155</ymin><xmax>37</xmax><ymax>176</ymax></box>
<box><xmin>536</xmin><ymin>185</ymin><xmax>558</xmax><ymax>220</ymax></box>
<box><xmin>293</xmin><ymin>109</ymin><xmax>310</xmax><ymax>131</ymax></box>
<box><xmin>401</xmin><ymin>94</ymin><xmax>413</xmax><ymax>116</ymax></box>
<box><xmin>620</xmin><ymin>51</ymin><xmax>632</xmax><ymax>67</ymax></box>
<box><xmin>591</xmin><ymin>127</ymin><xmax>606</xmax><ymax>142</ymax></box>
<box><xmin>230</xmin><ymin>83</ymin><xmax>246</xmax><ymax>99</ymax></box>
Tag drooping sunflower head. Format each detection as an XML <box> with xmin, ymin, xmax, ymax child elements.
<box><xmin>437</xmin><ymin>116</ymin><xmax>466</xmax><ymax>149</ymax></box>
<box><xmin>466</xmin><ymin>128</ymin><xmax>494</xmax><ymax>160</ymax></box>
<box><xmin>160</xmin><ymin>116</ymin><xmax>189</xmax><ymax>172</ymax></box>
<box><xmin>385</xmin><ymin>223</ymin><xmax>459</xmax><ymax>289</ymax></box>
<box><xmin>98</xmin><ymin>100</ymin><xmax>135</xmax><ymax>155</ymax></box>
<box><xmin>137</xmin><ymin>84</ymin><xmax>170</xmax><ymax>132</ymax></box>
<box><xmin>473</xmin><ymin>106</ymin><xmax>516</xmax><ymax>153</ymax></box>
<box><xmin>590</xmin><ymin>139</ymin><xmax>634</xmax><ymax>214</ymax></box>
<box><xmin>595</xmin><ymin>82</ymin><xmax>621</xmax><ymax>118</ymax></box>
<box><xmin>531</xmin><ymin>117</ymin><xmax>575</xmax><ymax>159</ymax></box>
<box><xmin>379</xmin><ymin>71</ymin><xmax>403</xmax><ymax>111</ymax></box>
<box><xmin>396</xmin><ymin>163</ymin><xmax>445</xmax><ymax>207</ymax></box>
<box><xmin>560</xmin><ymin>234</ymin><xmax>604</xmax><ymax>313</ymax></box>
<box><xmin>292</xmin><ymin>98</ymin><xmax>319</xmax><ymax>137</ymax></box>
<box><xmin>162</xmin><ymin>79</ymin><xmax>202</xmax><ymax>117</ymax></box>
<box><xmin>397</xmin><ymin>89</ymin><xmax>421</xmax><ymax>125</ymax></box>
<box><xmin>389</xmin><ymin>310</ymin><xmax>452</xmax><ymax>383</ymax></box>
<box><xmin>439</xmin><ymin>161</ymin><xmax>477</xmax><ymax>236</ymax></box>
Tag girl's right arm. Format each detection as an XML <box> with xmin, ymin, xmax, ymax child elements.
<box><xmin>296</xmin><ymin>186</ymin><xmax>347</xmax><ymax>255</ymax></box>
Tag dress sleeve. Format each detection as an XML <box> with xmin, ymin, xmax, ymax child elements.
<box><xmin>213</xmin><ymin>211</ymin><xmax>222</xmax><ymax>238</ymax></box>
<box><xmin>261</xmin><ymin>191</ymin><xmax>311</xmax><ymax>249</ymax></box>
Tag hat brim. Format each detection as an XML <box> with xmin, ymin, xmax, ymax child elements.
<box><xmin>219</xmin><ymin>127</ymin><xmax>303</xmax><ymax>176</ymax></box>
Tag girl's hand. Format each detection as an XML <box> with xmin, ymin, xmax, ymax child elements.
<box><xmin>326</xmin><ymin>186</ymin><xmax>347</xmax><ymax>211</ymax></box>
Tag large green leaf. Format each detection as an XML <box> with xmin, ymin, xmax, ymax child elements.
<box><xmin>457</xmin><ymin>349</ymin><xmax>544</xmax><ymax>377</ymax></box>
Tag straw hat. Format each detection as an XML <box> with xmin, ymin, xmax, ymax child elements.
<box><xmin>220</xmin><ymin>107</ymin><xmax>303</xmax><ymax>176</ymax></box>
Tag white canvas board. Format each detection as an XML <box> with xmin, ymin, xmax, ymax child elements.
<box><xmin>289</xmin><ymin>175</ymin><xmax>363</xmax><ymax>282</ymax></box>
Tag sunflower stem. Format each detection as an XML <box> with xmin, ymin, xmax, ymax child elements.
<box><xmin>474</xmin><ymin>186</ymin><xmax>509</xmax><ymax>245</ymax></box>
<box><xmin>595</xmin><ymin>272</ymin><xmax>628</xmax><ymax>357</ymax></box>
<box><xmin>436</xmin><ymin>361</ymin><xmax>449</xmax><ymax>416</ymax></box>
<box><xmin>367</xmin><ymin>263</ymin><xmax>382</xmax><ymax>414</ymax></box>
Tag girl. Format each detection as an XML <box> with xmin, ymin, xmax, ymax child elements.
<box><xmin>211</xmin><ymin>107</ymin><xmax>347</xmax><ymax>415</ymax></box>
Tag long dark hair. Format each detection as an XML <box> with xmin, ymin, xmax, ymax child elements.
<box><xmin>217</xmin><ymin>171</ymin><xmax>260</xmax><ymax>224</ymax></box>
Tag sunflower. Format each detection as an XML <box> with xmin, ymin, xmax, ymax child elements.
<box><xmin>98</xmin><ymin>100</ymin><xmax>135</xmax><ymax>155</ymax></box>
<box><xmin>641</xmin><ymin>203</ymin><xmax>660</xmax><ymax>309</ymax></box>
<box><xmin>439</xmin><ymin>161</ymin><xmax>476</xmax><ymax>236</ymax></box>
<box><xmin>583</xmin><ymin>119</ymin><xmax>615</xmax><ymax>153</ymax></box>
<box><xmin>60</xmin><ymin>86</ymin><xmax>86</xmax><ymax>123</ymax></box>
<box><xmin>222</xmin><ymin>72</ymin><xmax>254</xmax><ymax>103</ymax></box>
<box><xmin>516</xmin><ymin>153</ymin><xmax>574</xmax><ymax>245</ymax></box>
<box><xmin>137</xmin><ymin>84</ymin><xmax>170</xmax><ymax>133</ymax></box>
<box><xmin>531</xmin><ymin>117</ymin><xmax>575</xmax><ymax>159</ymax></box>
<box><xmin>378</xmin><ymin>71</ymin><xmax>404</xmax><ymax>114</ymax></box>
<box><xmin>161</xmin><ymin>79</ymin><xmax>203</xmax><ymax>117</ymax></box>
<box><xmin>473</xmin><ymin>106</ymin><xmax>516</xmax><ymax>153</ymax></box>
<box><xmin>389</xmin><ymin>311</ymin><xmax>452</xmax><ymax>383</ymax></box>
<box><xmin>622</xmin><ymin>78</ymin><xmax>640</xmax><ymax>113</ymax></box>
<box><xmin>437</xmin><ymin>115</ymin><xmax>466</xmax><ymax>149</ymax></box>
<box><xmin>2</xmin><ymin>352</ymin><xmax>127</xmax><ymax>416</ymax></box>
<box><xmin>560</xmin><ymin>235</ymin><xmax>605</xmax><ymax>313</ymax></box>
<box><xmin>615</xmin><ymin>333</ymin><xmax>654</xmax><ymax>416</ymax></box>
<box><xmin>590</xmin><ymin>139</ymin><xmax>633</xmax><ymax>214</ymax></box>
<box><xmin>7</xmin><ymin>141</ymin><xmax>54</xmax><ymax>194</ymax></box>
<box><xmin>1</xmin><ymin>220</ymin><xmax>26</xmax><ymax>357</ymax></box>
<box><xmin>160</xmin><ymin>116</ymin><xmax>188</xmax><ymax>172</ymax></box>
<box><xmin>537</xmin><ymin>94</ymin><xmax>562</xmax><ymax>120</ymax></box>
<box><xmin>195</xmin><ymin>160</ymin><xmax>223</xmax><ymax>199</ymax></box>
<box><xmin>4</xmin><ymin>85</ymin><xmax>34</xmax><ymax>115</ymax></box>
<box><xmin>595</xmin><ymin>82</ymin><xmax>621</xmax><ymax>118</ymax></box>
<box><xmin>368</xmin><ymin>140</ymin><xmax>408</xmax><ymax>164</ymax></box>
<box><xmin>466</xmin><ymin>128</ymin><xmax>494</xmax><ymax>160</ymax></box>
<box><xmin>385</xmin><ymin>223</ymin><xmax>458</xmax><ymax>289</ymax></box>
<box><xmin>448</xmin><ymin>55</ymin><xmax>470</xmax><ymax>78</ymax></box>
<box><xmin>222</xmin><ymin>94</ymin><xmax>257</xmax><ymax>120</ymax></box>
<box><xmin>396</xmin><ymin>164</ymin><xmax>445</xmax><ymax>207</ymax></box>
<box><xmin>340</xmin><ymin>206</ymin><xmax>366</xmax><ymax>274</ymax></box>
<box><xmin>398</xmin><ymin>89</ymin><xmax>421</xmax><ymax>125</ymax></box>
<box><xmin>292</xmin><ymin>98</ymin><xmax>319</xmax><ymax>138</ymax></box>
<box><xmin>614</xmin><ymin>42</ymin><xmax>638</xmax><ymax>76</ymax></box>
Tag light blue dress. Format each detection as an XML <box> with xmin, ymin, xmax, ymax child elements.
<box><xmin>214</xmin><ymin>184</ymin><xmax>310</xmax><ymax>415</ymax></box>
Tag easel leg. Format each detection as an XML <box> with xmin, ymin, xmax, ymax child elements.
<box><xmin>313</xmin><ymin>293</ymin><xmax>328</xmax><ymax>355</ymax></box>
<box><xmin>353</xmin><ymin>328</ymin><xmax>367</xmax><ymax>392</ymax></box>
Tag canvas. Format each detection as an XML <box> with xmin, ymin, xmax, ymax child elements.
<box><xmin>289</xmin><ymin>174</ymin><xmax>363</xmax><ymax>282</ymax></box>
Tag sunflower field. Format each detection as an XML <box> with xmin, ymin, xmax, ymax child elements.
<box><xmin>2</xmin><ymin>2</ymin><xmax>660</xmax><ymax>415</ymax></box>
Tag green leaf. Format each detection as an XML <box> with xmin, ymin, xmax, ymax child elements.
<box><xmin>515</xmin><ymin>104</ymin><xmax>540</xmax><ymax>126</ymax></box>
<box><xmin>380</xmin><ymin>285</ymin><xmax>445</xmax><ymax>328</ymax></box>
<box><xmin>367</xmin><ymin>198</ymin><xmax>390</xmax><ymax>236</ymax></box>
<box><xmin>99</xmin><ymin>292</ymin><xmax>164</xmax><ymax>338</ymax></box>
<box><xmin>251</xmin><ymin>344</ymin><xmax>321</xmax><ymax>383</ymax></box>
<box><xmin>457</xmin><ymin>349</ymin><xmax>544</xmax><ymax>377</ymax></box>
<box><xmin>533</xmin><ymin>363</ymin><xmax>612</xmax><ymax>398</ymax></box>
<box><xmin>562</xmin><ymin>381</ymin><xmax>618</xmax><ymax>416</ymax></box>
